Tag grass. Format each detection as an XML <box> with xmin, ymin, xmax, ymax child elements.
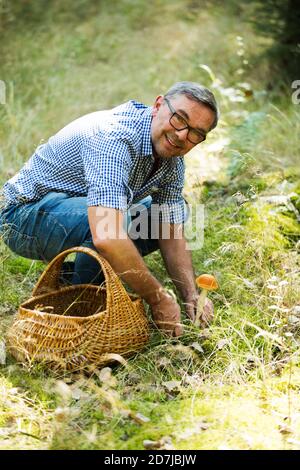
<box><xmin>1</xmin><ymin>0</ymin><xmax>300</xmax><ymax>450</ymax></box>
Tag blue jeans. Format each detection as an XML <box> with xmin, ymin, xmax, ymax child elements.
<box><xmin>0</xmin><ymin>192</ymin><xmax>159</xmax><ymax>284</ymax></box>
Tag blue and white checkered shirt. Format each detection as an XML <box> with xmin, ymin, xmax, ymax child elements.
<box><xmin>2</xmin><ymin>100</ymin><xmax>185</xmax><ymax>223</ymax></box>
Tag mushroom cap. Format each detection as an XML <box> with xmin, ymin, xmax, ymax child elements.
<box><xmin>195</xmin><ymin>274</ymin><xmax>218</xmax><ymax>290</ymax></box>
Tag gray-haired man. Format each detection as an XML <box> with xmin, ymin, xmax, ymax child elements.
<box><xmin>1</xmin><ymin>81</ymin><xmax>219</xmax><ymax>337</ymax></box>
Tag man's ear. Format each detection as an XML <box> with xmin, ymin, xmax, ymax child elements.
<box><xmin>152</xmin><ymin>95</ymin><xmax>164</xmax><ymax>117</ymax></box>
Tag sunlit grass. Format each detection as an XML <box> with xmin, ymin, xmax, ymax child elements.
<box><xmin>0</xmin><ymin>0</ymin><xmax>269</xmax><ymax>178</ymax></box>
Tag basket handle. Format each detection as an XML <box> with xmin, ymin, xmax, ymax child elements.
<box><xmin>31</xmin><ymin>246</ymin><xmax>133</xmax><ymax>312</ymax></box>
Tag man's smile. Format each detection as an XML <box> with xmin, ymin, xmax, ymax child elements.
<box><xmin>165</xmin><ymin>133</ymin><xmax>183</xmax><ymax>149</ymax></box>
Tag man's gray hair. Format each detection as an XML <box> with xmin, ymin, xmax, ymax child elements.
<box><xmin>164</xmin><ymin>81</ymin><xmax>219</xmax><ymax>131</ymax></box>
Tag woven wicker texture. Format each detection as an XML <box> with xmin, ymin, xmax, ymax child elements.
<box><xmin>7</xmin><ymin>246</ymin><xmax>150</xmax><ymax>370</ymax></box>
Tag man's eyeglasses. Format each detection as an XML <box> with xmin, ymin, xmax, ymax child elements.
<box><xmin>164</xmin><ymin>97</ymin><xmax>206</xmax><ymax>144</ymax></box>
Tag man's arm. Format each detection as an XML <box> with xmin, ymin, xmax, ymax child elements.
<box><xmin>158</xmin><ymin>223</ymin><xmax>214</xmax><ymax>324</ymax></box>
<box><xmin>158</xmin><ymin>223</ymin><xmax>198</xmax><ymax>320</ymax></box>
<box><xmin>88</xmin><ymin>206</ymin><xmax>182</xmax><ymax>336</ymax></box>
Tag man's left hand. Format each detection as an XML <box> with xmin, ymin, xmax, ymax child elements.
<box><xmin>184</xmin><ymin>296</ymin><xmax>214</xmax><ymax>327</ymax></box>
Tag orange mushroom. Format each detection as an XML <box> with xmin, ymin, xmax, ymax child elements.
<box><xmin>194</xmin><ymin>274</ymin><xmax>219</xmax><ymax>327</ymax></box>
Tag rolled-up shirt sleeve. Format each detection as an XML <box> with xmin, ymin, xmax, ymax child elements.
<box><xmin>82</xmin><ymin>133</ymin><xmax>133</xmax><ymax>211</ymax></box>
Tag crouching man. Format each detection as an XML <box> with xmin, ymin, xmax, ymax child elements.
<box><xmin>0</xmin><ymin>81</ymin><xmax>219</xmax><ymax>337</ymax></box>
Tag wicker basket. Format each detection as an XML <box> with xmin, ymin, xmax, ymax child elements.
<box><xmin>7</xmin><ymin>246</ymin><xmax>150</xmax><ymax>371</ymax></box>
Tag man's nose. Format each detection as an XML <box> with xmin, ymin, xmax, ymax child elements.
<box><xmin>174</xmin><ymin>127</ymin><xmax>189</xmax><ymax>142</ymax></box>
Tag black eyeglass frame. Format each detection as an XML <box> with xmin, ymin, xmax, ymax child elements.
<box><xmin>164</xmin><ymin>96</ymin><xmax>207</xmax><ymax>144</ymax></box>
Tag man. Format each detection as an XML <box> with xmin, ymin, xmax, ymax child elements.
<box><xmin>0</xmin><ymin>81</ymin><xmax>219</xmax><ymax>337</ymax></box>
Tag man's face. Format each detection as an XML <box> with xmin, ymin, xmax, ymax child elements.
<box><xmin>151</xmin><ymin>94</ymin><xmax>215</xmax><ymax>159</ymax></box>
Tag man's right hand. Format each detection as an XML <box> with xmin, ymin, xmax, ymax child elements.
<box><xmin>88</xmin><ymin>206</ymin><xmax>183</xmax><ymax>337</ymax></box>
<box><xmin>150</xmin><ymin>294</ymin><xmax>182</xmax><ymax>337</ymax></box>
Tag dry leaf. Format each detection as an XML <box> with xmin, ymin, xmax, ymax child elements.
<box><xmin>197</xmin><ymin>328</ymin><xmax>211</xmax><ymax>340</ymax></box>
<box><xmin>181</xmin><ymin>374</ymin><xmax>203</xmax><ymax>387</ymax></box>
<box><xmin>162</xmin><ymin>380</ymin><xmax>181</xmax><ymax>393</ymax></box>
<box><xmin>54</xmin><ymin>406</ymin><xmax>71</xmax><ymax>422</ymax></box>
<box><xmin>292</xmin><ymin>306</ymin><xmax>300</xmax><ymax>315</ymax></box>
<box><xmin>71</xmin><ymin>387</ymin><xmax>90</xmax><ymax>401</ymax></box>
<box><xmin>96</xmin><ymin>367</ymin><xmax>117</xmax><ymax>388</ymax></box>
<box><xmin>143</xmin><ymin>439</ymin><xmax>161</xmax><ymax>449</ymax></box>
<box><xmin>287</xmin><ymin>315</ymin><xmax>300</xmax><ymax>325</ymax></box>
<box><xmin>242</xmin><ymin>278</ymin><xmax>256</xmax><ymax>289</ymax></box>
<box><xmin>99</xmin><ymin>367</ymin><xmax>112</xmax><ymax>382</ymax></box>
<box><xmin>143</xmin><ymin>436</ymin><xmax>173</xmax><ymax>450</ymax></box>
<box><xmin>279</xmin><ymin>423</ymin><xmax>293</xmax><ymax>435</ymax></box>
<box><xmin>191</xmin><ymin>342</ymin><xmax>204</xmax><ymax>353</ymax></box>
<box><xmin>126</xmin><ymin>372</ymin><xmax>140</xmax><ymax>385</ymax></box>
<box><xmin>176</xmin><ymin>420</ymin><xmax>210</xmax><ymax>440</ymax></box>
<box><xmin>83</xmin><ymin>423</ymin><xmax>98</xmax><ymax>444</ymax></box>
<box><xmin>129</xmin><ymin>411</ymin><xmax>151</xmax><ymax>424</ymax></box>
<box><xmin>157</xmin><ymin>356</ymin><xmax>172</xmax><ymax>369</ymax></box>
<box><xmin>55</xmin><ymin>380</ymin><xmax>73</xmax><ymax>402</ymax></box>
<box><xmin>217</xmin><ymin>339</ymin><xmax>229</xmax><ymax>350</ymax></box>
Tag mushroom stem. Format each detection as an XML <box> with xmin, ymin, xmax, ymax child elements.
<box><xmin>194</xmin><ymin>289</ymin><xmax>207</xmax><ymax>327</ymax></box>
